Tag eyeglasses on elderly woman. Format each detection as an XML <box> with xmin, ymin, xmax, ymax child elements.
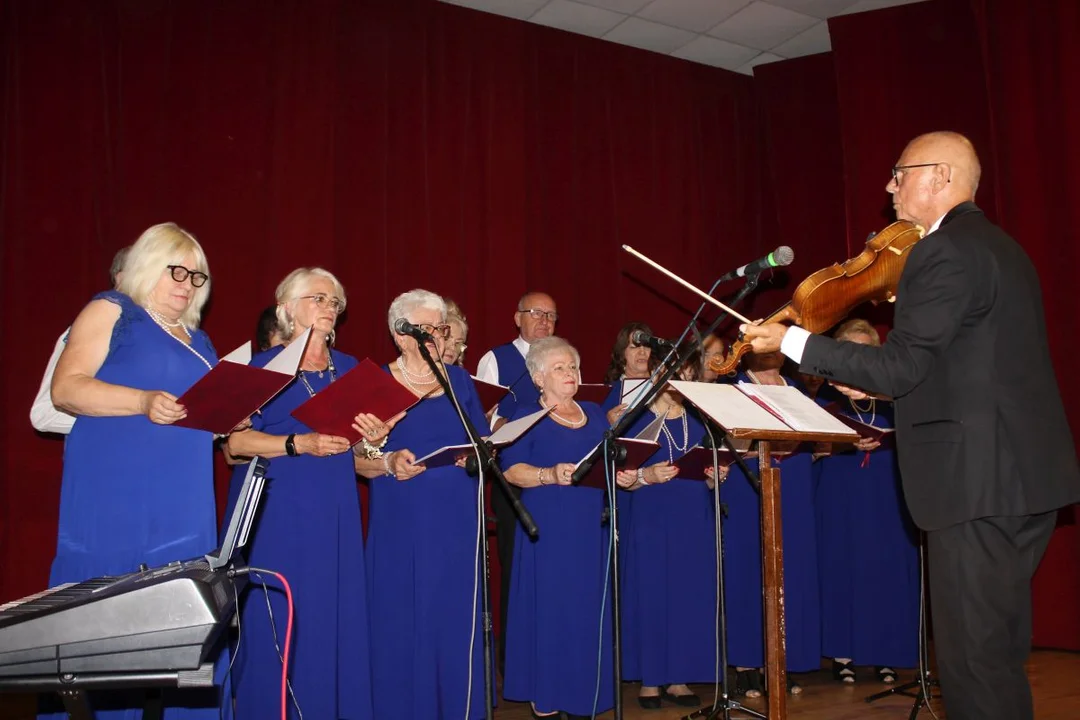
<box><xmin>167</xmin><ymin>265</ymin><xmax>209</xmax><ymax>288</ymax></box>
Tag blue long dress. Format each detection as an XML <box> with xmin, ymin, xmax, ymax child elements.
<box><xmin>620</xmin><ymin>408</ymin><xmax>721</xmax><ymax>687</ymax></box>
<box><xmin>227</xmin><ymin>346</ymin><xmax>372</xmax><ymax>720</ymax></box>
<box><xmin>500</xmin><ymin>401</ymin><xmax>615</xmax><ymax>716</ymax></box>
<box><xmin>720</xmin><ymin>373</ymin><xmax>821</xmax><ymax>673</ymax></box>
<box><xmin>365</xmin><ymin>364</ymin><xmax>490</xmax><ymax>720</ymax></box>
<box><xmin>47</xmin><ymin>290</ymin><xmax>226</xmax><ymax>719</ymax></box>
<box><xmin>816</xmin><ymin>392</ymin><xmax>919</xmax><ymax>668</ymax></box>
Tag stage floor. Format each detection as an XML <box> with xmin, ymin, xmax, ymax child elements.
<box><xmin>1</xmin><ymin>649</ymin><xmax>1076</xmax><ymax>719</ymax></box>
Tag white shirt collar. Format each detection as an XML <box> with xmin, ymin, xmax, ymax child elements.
<box><xmin>927</xmin><ymin>212</ymin><xmax>948</xmax><ymax>235</ymax></box>
<box><xmin>512</xmin><ymin>336</ymin><xmax>530</xmax><ymax>357</ymax></box>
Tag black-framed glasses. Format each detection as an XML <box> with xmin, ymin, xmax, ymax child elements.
<box><xmin>518</xmin><ymin>307</ymin><xmax>559</xmax><ymax>323</ymax></box>
<box><xmin>167</xmin><ymin>265</ymin><xmax>209</xmax><ymax>287</ymax></box>
<box><xmin>298</xmin><ymin>294</ymin><xmax>346</xmax><ymax>313</ymax></box>
<box><xmin>891</xmin><ymin>162</ymin><xmax>943</xmax><ymax>183</ymax></box>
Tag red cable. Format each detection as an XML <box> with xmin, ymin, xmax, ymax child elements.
<box><xmin>258</xmin><ymin>570</ymin><xmax>294</xmax><ymax>720</ymax></box>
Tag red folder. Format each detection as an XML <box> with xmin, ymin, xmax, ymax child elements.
<box><xmin>573</xmin><ymin>438</ymin><xmax>661</xmax><ymax>490</ymax></box>
<box><xmin>821</xmin><ymin>402</ymin><xmax>896</xmax><ymax>449</ymax></box>
<box><xmin>574</xmin><ymin>383</ymin><xmax>613</xmax><ymax>405</ymax></box>
<box><xmin>472</xmin><ymin>376</ymin><xmax>510</xmax><ymax>413</ymax></box>
<box><xmin>674</xmin><ymin>443</ymin><xmax>749</xmax><ymax>481</ymax></box>
<box><xmin>291</xmin><ymin>358</ymin><xmax>425</xmax><ymax>444</ymax></box>
<box><xmin>174</xmin><ymin>360</ymin><xmax>297</xmax><ymax>436</ymax></box>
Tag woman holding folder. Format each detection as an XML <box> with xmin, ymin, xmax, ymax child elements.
<box><xmin>616</xmin><ymin>352</ymin><xmax>718</xmax><ymax>709</ymax></box>
<box><xmin>46</xmin><ymin>222</ymin><xmax>228</xmax><ymax>719</ymax></box>
<box><xmin>498</xmin><ymin>336</ymin><xmax>616</xmax><ymax>719</ymax></box>
<box><xmin>815</xmin><ymin>320</ymin><xmax>919</xmax><ymax>685</ymax></box>
<box><xmin>225</xmin><ymin>267</ymin><xmax>392</xmax><ymax>720</ymax></box>
<box><xmin>353</xmin><ymin>289</ymin><xmax>491</xmax><ymax>720</ymax></box>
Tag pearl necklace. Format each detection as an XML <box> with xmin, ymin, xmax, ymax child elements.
<box><xmin>397</xmin><ymin>356</ymin><xmax>434</xmax><ymax>379</ymax></box>
<box><xmin>542</xmin><ymin>398</ymin><xmax>586</xmax><ymax>428</ymax></box>
<box><xmin>396</xmin><ymin>357</ymin><xmax>442</xmax><ymax>397</ymax></box>
<box><xmin>145</xmin><ymin>307</ymin><xmax>212</xmax><ymax>370</ymax></box>
<box><xmin>746</xmin><ymin>369</ymin><xmax>787</xmax><ymax>386</ymax></box>
<box><xmin>653</xmin><ymin>406</ymin><xmax>689</xmax><ymax>464</ymax></box>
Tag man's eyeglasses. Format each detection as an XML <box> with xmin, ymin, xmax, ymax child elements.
<box><xmin>891</xmin><ymin>162</ymin><xmax>945</xmax><ymax>184</ymax></box>
<box><xmin>518</xmin><ymin>308</ymin><xmax>559</xmax><ymax>323</ymax></box>
<box><xmin>299</xmin><ymin>294</ymin><xmax>346</xmax><ymax>313</ymax></box>
<box><xmin>167</xmin><ymin>265</ymin><xmax>209</xmax><ymax>288</ymax></box>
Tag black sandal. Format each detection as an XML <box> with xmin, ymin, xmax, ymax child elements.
<box><xmin>832</xmin><ymin>658</ymin><xmax>856</xmax><ymax>684</ymax></box>
<box><xmin>735</xmin><ymin>669</ymin><xmax>763</xmax><ymax>698</ymax></box>
<box><xmin>876</xmin><ymin>666</ymin><xmax>897</xmax><ymax>684</ymax></box>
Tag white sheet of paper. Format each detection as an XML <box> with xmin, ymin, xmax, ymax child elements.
<box><xmin>669</xmin><ymin>381</ymin><xmax>790</xmax><ymax>432</ymax></box>
<box><xmin>487</xmin><ymin>407</ymin><xmax>552</xmax><ymax>446</ymax></box>
<box><xmin>621</xmin><ymin>377</ymin><xmax>649</xmax><ymax>402</ymax></box>
<box><xmin>736</xmin><ymin>383</ymin><xmax>858</xmax><ymax>437</ymax></box>
<box><xmin>634</xmin><ymin>412</ymin><xmax>666</xmax><ymax>442</ymax></box>
<box><xmin>221</xmin><ymin>342</ymin><xmax>252</xmax><ymax>365</ymax></box>
<box><xmin>263</xmin><ymin>327</ymin><xmax>312</xmax><ymax>375</ymax></box>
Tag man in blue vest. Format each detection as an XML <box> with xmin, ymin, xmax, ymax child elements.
<box><xmin>475</xmin><ymin>290</ymin><xmax>558</xmax><ymax>673</ymax></box>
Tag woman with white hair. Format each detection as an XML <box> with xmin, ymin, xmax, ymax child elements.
<box><xmin>354</xmin><ymin>288</ymin><xmax>491</xmax><ymax>720</ymax></box>
<box><xmin>498</xmin><ymin>336</ymin><xmax>615</xmax><ymax>719</ymax></box>
<box><xmin>48</xmin><ymin>222</ymin><xmax>228</xmax><ymax>718</ymax></box>
<box><xmin>225</xmin><ymin>267</ymin><xmax>392</xmax><ymax>720</ymax></box>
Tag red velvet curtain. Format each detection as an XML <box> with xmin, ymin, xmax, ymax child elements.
<box><xmin>0</xmin><ymin>0</ymin><xmax>762</xmax><ymax>603</ymax></box>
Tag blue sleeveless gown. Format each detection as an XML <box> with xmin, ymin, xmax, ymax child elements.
<box><xmin>365</xmin><ymin>364</ymin><xmax>490</xmax><ymax>720</ymax></box>
<box><xmin>816</xmin><ymin>392</ymin><xmax>919</xmax><ymax>667</ymax></box>
<box><xmin>620</xmin><ymin>408</ymin><xmax>721</xmax><ymax>686</ymax></box>
<box><xmin>499</xmin><ymin>401</ymin><xmax>615</xmax><ymax>716</ymax></box>
<box><xmin>46</xmin><ymin>290</ymin><xmax>226</xmax><ymax>719</ymax></box>
<box><xmin>226</xmin><ymin>347</ymin><xmax>372</xmax><ymax>720</ymax></box>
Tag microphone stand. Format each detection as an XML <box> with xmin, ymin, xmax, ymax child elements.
<box><xmin>571</xmin><ymin>273</ymin><xmax>763</xmax><ymax>720</ymax></box>
<box><xmin>413</xmin><ymin>336</ymin><xmax>539</xmax><ymax>720</ymax></box>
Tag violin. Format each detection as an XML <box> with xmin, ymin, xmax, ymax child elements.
<box><xmin>709</xmin><ymin>220</ymin><xmax>925</xmax><ymax>376</ymax></box>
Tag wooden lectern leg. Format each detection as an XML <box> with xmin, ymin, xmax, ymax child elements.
<box><xmin>758</xmin><ymin>441</ymin><xmax>787</xmax><ymax>719</ymax></box>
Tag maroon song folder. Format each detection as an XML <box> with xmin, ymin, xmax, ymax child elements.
<box><xmin>472</xmin><ymin>376</ymin><xmax>510</xmax><ymax>413</ymax></box>
<box><xmin>820</xmin><ymin>402</ymin><xmax>896</xmax><ymax>449</ymax></box>
<box><xmin>574</xmin><ymin>383</ymin><xmax>612</xmax><ymax>405</ymax></box>
<box><xmin>573</xmin><ymin>437</ymin><xmax>662</xmax><ymax>490</ymax></box>
<box><xmin>291</xmin><ymin>358</ymin><xmax>425</xmax><ymax>445</ymax></box>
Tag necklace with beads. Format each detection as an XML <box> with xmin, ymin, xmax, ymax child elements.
<box><xmin>298</xmin><ymin>352</ymin><xmax>338</xmax><ymax>397</ymax></box>
<box><xmin>653</xmin><ymin>405</ymin><xmax>689</xmax><ymax>463</ymax></box>
<box><xmin>395</xmin><ymin>356</ymin><xmax>442</xmax><ymax>397</ymax></box>
<box><xmin>746</xmin><ymin>369</ymin><xmax>787</xmax><ymax>386</ymax></box>
<box><xmin>145</xmin><ymin>307</ymin><xmax>213</xmax><ymax>370</ymax></box>
<box><xmin>848</xmin><ymin>396</ymin><xmax>877</xmax><ymax>426</ymax></box>
<box><xmin>542</xmin><ymin>398</ymin><xmax>586</xmax><ymax>428</ymax></box>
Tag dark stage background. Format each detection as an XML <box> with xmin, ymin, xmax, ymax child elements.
<box><xmin>2</xmin><ymin>0</ymin><xmax>1077</xmax><ymax>649</ymax></box>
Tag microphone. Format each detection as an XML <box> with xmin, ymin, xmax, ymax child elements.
<box><xmin>393</xmin><ymin>317</ymin><xmax>432</xmax><ymax>341</ymax></box>
<box><xmin>716</xmin><ymin>246</ymin><xmax>794</xmax><ymax>283</ymax></box>
<box><xmin>630</xmin><ymin>330</ymin><xmax>674</xmax><ymax>353</ymax></box>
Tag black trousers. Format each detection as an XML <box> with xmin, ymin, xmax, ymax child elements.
<box><xmin>927</xmin><ymin>511</ymin><xmax>1057</xmax><ymax>720</ymax></box>
<box><xmin>492</xmin><ymin>480</ymin><xmax>523</xmax><ymax>675</ymax></box>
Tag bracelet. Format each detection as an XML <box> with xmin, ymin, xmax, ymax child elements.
<box><xmin>360</xmin><ymin>435</ymin><xmax>389</xmax><ymax>460</ymax></box>
<box><xmin>537</xmin><ymin>466</ymin><xmax>547</xmax><ymax>486</ymax></box>
<box><xmin>285</xmin><ymin>434</ymin><xmax>297</xmax><ymax>457</ymax></box>
<box><xmin>637</xmin><ymin>468</ymin><xmax>648</xmax><ymax>485</ymax></box>
<box><xmin>382</xmin><ymin>451</ymin><xmax>396</xmax><ymax>478</ymax></box>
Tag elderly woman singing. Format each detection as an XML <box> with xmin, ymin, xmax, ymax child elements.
<box><xmin>225</xmin><ymin>267</ymin><xmax>393</xmax><ymax>720</ymax></box>
<box><xmin>48</xmin><ymin>222</ymin><xmax>228</xmax><ymax>719</ymax></box>
<box><xmin>354</xmin><ymin>289</ymin><xmax>491</xmax><ymax>720</ymax></box>
<box><xmin>499</xmin><ymin>336</ymin><xmax>615</xmax><ymax>719</ymax></box>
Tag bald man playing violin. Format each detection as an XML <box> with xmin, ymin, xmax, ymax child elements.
<box><xmin>741</xmin><ymin>131</ymin><xmax>1080</xmax><ymax>720</ymax></box>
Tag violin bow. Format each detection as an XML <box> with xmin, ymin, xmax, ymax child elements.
<box><xmin>621</xmin><ymin>245</ymin><xmax>754</xmax><ymax>326</ymax></box>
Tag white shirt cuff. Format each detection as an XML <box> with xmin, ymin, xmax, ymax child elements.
<box><xmin>780</xmin><ymin>325</ymin><xmax>811</xmax><ymax>364</ymax></box>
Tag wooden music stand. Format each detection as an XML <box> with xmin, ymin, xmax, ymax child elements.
<box><xmin>727</xmin><ymin>427</ymin><xmax>854</xmax><ymax>720</ymax></box>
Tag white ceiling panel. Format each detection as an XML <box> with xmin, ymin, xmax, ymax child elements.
<box><xmin>708</xmin><ymin>2</ymin><xmax>819</xmax><ymax>51</ymax></box>
<box><xmin>770</xmin><ymin>19</ymin><xmax>831</xmax><ymax>58</ymax></box>
<box><xmin>672</xmin><ymin>35</ymin><xmax>760</xmax><ymax>71</ymax></box>
<box><xmin>438</xmin><ymin>0</ymin><xmax>930</xmax><ymax>73</ymax></box>
<box><xmin>530</xmin><ymin>0</ymin><xmax>627</xmax><ymax>37</ymax></box>
<box><xmin>637</xmin><ymin>0</ymin><xmax>752</xmax><ymax>33</ymax></box>
<box><xmin>763</xmin><ymin>0</ymin><xmax>862</xmax><ymax>19</ymax></box>
<box><xmin>439</xmin><ymin>0</ymin><xmax>550</xmax><ymax>21</ymax></box>
<box><xmin>604</xmin><ymin>16</ymin><xmax>698</xmax><ymax>54</ymax></box>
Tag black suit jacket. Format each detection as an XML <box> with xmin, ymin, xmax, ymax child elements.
<box><xmin>801</xmin><ymin>202</ymin><xmax>1080</xmax><ymax>530</ymax></box>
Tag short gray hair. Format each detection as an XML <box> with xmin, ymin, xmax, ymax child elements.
<box><xmin>387</xmin><ymin>288</ymin><xmax>446</xmax><ymax>337</ymax></box>
<box><xmin>525</xmin><ymin>336</ymin><xmax>580</xmax><ymax>377</ymax></box>
<box><xmin>275</xmin><ymin>267</ymin><xmax>347</xmax><ymax>341</ymax></box>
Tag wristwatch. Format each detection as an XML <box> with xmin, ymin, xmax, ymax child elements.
<box><xmin>285</xmin><ymin>433</ymin><xmax>297</xmax><ymax>457</ymax></box>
